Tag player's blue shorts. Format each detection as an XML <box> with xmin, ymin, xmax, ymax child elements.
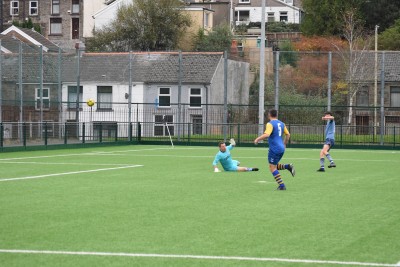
<box><xmin>224</xmin><ymin>160</ymin><xmax>240</xmax><ymax>171</ymax></box>
<box><xmin>324</xmin><ymin>138</ymin><xmax>335</xmax><ymax>151</ymax></box>
<box><xmin>268</xmin><ymin>150</ymin><xmax>284</xmax><ymax>165</ymax></box>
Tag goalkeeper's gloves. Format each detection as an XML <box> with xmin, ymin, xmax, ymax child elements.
<box><xmin>229</xmin><ymin>138</ymin><xmax>236</xmax><ymax>146</ymax></box>
<box><xmin>214</xmin><ymin>168</ymin><xmax>221</xmax><ymax>172</ymax></box>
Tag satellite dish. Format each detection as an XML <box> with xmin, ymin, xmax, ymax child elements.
<box><xmin>125</xmin><ymin>93</ymin><xmax>129</xmax><ymax>99</ymax></box>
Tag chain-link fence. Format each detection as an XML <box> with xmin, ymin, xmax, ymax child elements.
<box><xmin>1</xmin><ymin>47</ymin><xmax>399</xmax><ymax>151</ymax></box>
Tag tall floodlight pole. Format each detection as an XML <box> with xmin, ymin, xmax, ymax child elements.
<box><xmin>230</xmin><ymin>0</ymin><xmax>234</xmax><ymax>31</ymax></box>
<box><xmin>380</xmin><ymin>52</ymin><xmax>385</xmax><ymax>145</ymax></box>
<box><xmin>327</xmin><ymin>52</ymin><xmax>332</xmax><ymax>111</ymax></box>
<box><xmin>258</xmin><ymin>0</ymin><xmax>266</xmax><ymax>136</ymax></box>
<box><xmin>374</xmin><ymin>25</ymin><xmax>379</xmax><ymax>135</ymax></box>
<box><xmin>0</xmin><ymin>40</ymin><xmax>2</xmax><ymax>123</ymax></box>
<box><xmin>19</xmin><ymin>42</ymin><xmax>23</xmax><ymax>139</ymax></box>
<box><xmin>39</xmin><ymin>45</ymin><xmax>44</xmax><ymax>138</ymax></box>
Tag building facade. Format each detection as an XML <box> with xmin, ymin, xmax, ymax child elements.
<box><xmin>2</xmin><ymin>0</ymin><xmax>83</xmax><ymax>51</ymax></box>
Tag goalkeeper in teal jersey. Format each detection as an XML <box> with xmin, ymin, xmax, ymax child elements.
<box><xmin>213</xmin><ymin>139</ymin><xmax>259</xmax><ymax>172</ymax></box>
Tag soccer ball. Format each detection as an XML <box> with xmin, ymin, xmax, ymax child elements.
<box><xmin>86</xmin><ymin>99</ymin><xmax>95</xmax><ymax>107</ymax></box>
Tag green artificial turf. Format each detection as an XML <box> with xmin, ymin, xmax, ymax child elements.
<box><xmin>0</xmin><ymin>145</ymin><xmax>399</xmax><ymax>267</ymax></box>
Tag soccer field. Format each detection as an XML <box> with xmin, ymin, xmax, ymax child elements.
<box><xmin>0</xmin><ymin>145</ymin><xmax>399</xmax><ymax>267</ymax></box>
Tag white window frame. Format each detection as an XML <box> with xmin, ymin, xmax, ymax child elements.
<box><xmin>204</xmin><ymin>12</ymin><xmax>209</xmax><ymax>28</ymax></box>
<box><xmin>189</xmin><ymin>88</ymin><xmax>202</xmax><ymax>108</ymax></box>
<box><xmin>237</xmin><ymin>41</ymin><xmax>244</xmax><ymax>52</ymax></box>
<box><xmin>237</xmin><ymin>10</ymin><xmax>250</xmax><ymax>22</ymax></box>
<box><xmin>67</xmin><ymin>86</ymin><xmax>83</xmax><ymax>109</ymax></box>
<box><xmin>10</xmin><ymin>1</ymin><xmax>19</xmax><ymax>16</ymax></box>
<box><xmin>29</xmin><ymin>1</ymin><xmax>38</xmax><ymax>16</ymax></box>
<box><xmin>35</xmin><ymin>88</ymin><xmax>50</xmax><ymax>110</ymax></box>
<box><xmin>267</xmin><ymin>12</ymin><xmax>275</xmax><ymax>22</ymax></box>
<box><xmin>72</xmin><ymin>0</ymin><xmax>80</xmax><ymax>14</ymax></box>
<box><xmin>52</xmin><ymin>0</ymin><xmax>60</xmax><ymax>14</ymax></box>
<box><xmin>356</xmin><ymin>87</ymin><xmax>369</xmax><ymax>106</ymax></box>
<box><xmin>50</xmin><ymin>18</ymin><xmax>62</xmax><ymax>35</ymax></box>
<box><xmin>390</xmin><ymin>86</ymin><xmax>400</xmax><ymax>107</ymax></box>
<box><xmin>280</xmin><ymin>11</ymin><xmax>288</xmax><ymax>22</ymax></box>
<box><xmin>154</xmin><ymin>115</ymin><xmax>174</xmax><ymax>137</ymax></box>
<box><xmin>158</xmin><ymin>87</ymin><xmax>171</xmax><ymax>108</ymax></box>
<box><xmin>97</xmin><ymin>86</ymin><xmax>113</xmax><ymax>110</ymax></box>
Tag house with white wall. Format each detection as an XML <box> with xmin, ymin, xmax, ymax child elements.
<box><xmin>61</xmin><ymin>52</ymin><xmax>250</xmax><ymax>138</ymax></box>
<box><xmin>234</xmin><ymin>0</ymin><xmax>302</xmax><ymax>25</ymax></box>
<box><xmin>83</xmin><ymin>0</ymin><xmax>112</xmax><ymax>38</ymax></box>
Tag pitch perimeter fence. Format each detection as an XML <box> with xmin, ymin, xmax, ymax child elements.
<box><xmin>1</xmin><ymin>49</ymin><xmax>400</xmax><ymax>151</ymax></box>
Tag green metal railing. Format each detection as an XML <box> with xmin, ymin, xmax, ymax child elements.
<box><xmin>0</xmin><ymin>121</ymin><xmax>398</xmax><ymax>152</ymax></box>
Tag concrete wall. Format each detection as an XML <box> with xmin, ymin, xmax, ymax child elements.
<box><xmin>210</xmin><ymin>57</ymin><xmax>250</xmax><ymax>105</ymax></box>
<box><xmin>83</xmin><ymin>0</ymin><xmax>107</xmax><ymax>38</ymax></box>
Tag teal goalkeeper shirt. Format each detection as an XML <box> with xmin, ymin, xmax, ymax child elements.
<box><xmin>213</xmin><ymin>145</ymin><xmax>234</xmax><ymax>170</ymax></box>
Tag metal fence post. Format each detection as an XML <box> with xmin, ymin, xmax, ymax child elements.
<box><xmin>99</xmin><ymin>123</ymin><xmax>103</xmax><ymax>143</ymax></box>
<box><xmin>23</xmin><ymin>123</ymin><xmax>26</xmax><ymax>148</ymax></box>
<box><xmin>327</xmin><ymin>52</ymin><xmax>332</xmax><ymax>111</ymax></box>
<box><xmin>274</xmin><ymin>51</ymin><xmax>280</xmax><ymax>111</ymax></box>
<box><xmin>188</xmin><ymin>123</ymin><xmax>191</xmax><ymax>145</ymax></box>
<box><xmin>82</xmin><ymin>122</ymin><xmax>85</xmax><ymax>144</ymax></box>
<box><xmin>64</xmin><ymin>123</ymin><xmax>67</xmax><ymax>145</ymax></box>
<box><xmin>19</xmin><ymin>42</ymin><xmax>23</xmax><ymax>143</ymax></box>
<box><xmin>129</xmin><ymin>122</ymin><xmax>132</xmax><ymax>142</ymax></box>
<box><xmin>0</xmin><ymin>40</ymin><xmax>2</xmax><ymax>124</ymax></box>
<box><xmin>178</xmin><ymin>51</ymin><xmax>182</xmax><ymax>141</ymax></box>
<box><xmin>340</xmin><ymin>124</ymin><xmax>343</xmax><ymax>147</ymax></box>
<box><xmin>223</xmin><ymin>51</ymin><xmax>228</xmax><ymax>141</ymax></box>
<box><xmin>380</xmin><ymin>51</ymin><xmax>385</xmax><ymax>145</ymax></box>
<box><xmin>137</xmin><ymin>122</ymin><xmax>141</xmax><ymax>143</ymax></box>
<box><xmin>58</xmin><ymin>48</ymin><xmax>63</xmax><ymax>139</ymax></box>
<box><xmin>44</xmin><ymin>122</ymin><xmax>48</xmax><ymax>146</ymax></box>
<box><xmin>39</xmin><ymin>46</ymin><xmax>44</xmax><ymax>131</ymax></box>
<box><xmin>237</xmin><ymin>123</ymin><xmax>241</xmax><ymax>145</ymax></box>
<box><xmin>0</xmin><ymin>123</ymin><xmax>3</xmax><ymax>148</ymax></box>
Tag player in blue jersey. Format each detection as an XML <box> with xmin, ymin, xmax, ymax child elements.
<box><xmin>254</xmin><ymin>109</ymin><xmax>295</xmax><ymax>190</ymax></box>
<box><xmin>213</xmin><ymin>138</ymin><xmax>259</xmax><ymax>172</ymax></box>
<box><xmin>317</xmin><ymin>111</ymin><xmax>336</xmax><ymax>172</ymax></box>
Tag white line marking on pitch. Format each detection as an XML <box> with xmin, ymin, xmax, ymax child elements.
<box><xmin>0</xmin><ymin>162</ymin><xmax>132</xmax><ymax>166</ymax></box>
<box><xmin>0</xmin><ymin>165</ymin><xmax>143</xmax><ymax>182</ymax></box>
<box><xmin>0</xmin><ymin>249</ymin><xmax>397</xmax><ymax>267</ymax></box>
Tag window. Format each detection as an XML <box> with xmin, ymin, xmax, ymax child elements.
<box><xmin>154</xmin><ymin>115</ymin><xmax>174</xmax><ymax>136</ymax></box>
<box><xmin>356</xmin><ymin>87</ymin><xmax>369</xmax><ymax>106</ymax></box>
<box><xmin>10</xmin><ymin>1</ymin><xmax>19</xmax><ymax>15</ymax></box>
<box><xmin>189</xmin><ymin>88</ymin><xmax>202</xmax><ymax>108</ymax></box>
<box><xmin>237</xmin><ymin>41</ymin><xmax>244</xmax><ymax>52</ymax></box>
<box><xmin>68</xmin><ymin>86</ymin><xmax>83</xmax><ymax>109</ymax></box>
<box><xmin>35</xmin><ymin>88</ymin><xmax>50</xmax><ymax>110</ymax></box>
<box><xmin>97</xmin><ymin>86</ymin><xmax>112</xmax><ymax>110</ymax></box>
<box><xmin>268</xmin><ymin>12</ymin><xmax>275</xmax><ymax>22</ymax></box>
<box><xmin>390</xmin><ymin>86</ymin><xmax>400</xmax><ymax>107</ymax></box>
<box><xmin>159</xmin><ymin>87</ymin><xmax>171</xmax><ymax>107</ymax></box>
<box><xmin>239</xmin><ymin>0</ymin><xmax>250</xmax><ymax>3</ymax></box>
<box><xmin>50</xmin><ymin>18</ymin><xmax>62</xmax><ymax>35</ymax></box>
<box><xmin>72</xmin><ymin>0</ymin><xmax>80</xmax><ymax>14</ymax></box>
<box><xmin>29</xmin><ymin>1</ymin><xmax>38</xmax><ymax>15</ymax></box>
<box><xmin>192</xmin><ymin>115</ymin><xmax>203</xmax><ymax>135</ymax></box>
<box><xmin>280</xmin><ymin>11</ymin><xmax>288</xmax><ymax>22</ymax></box>
<box><xmin>52</xmin><ymin>0</ymin><xmax>60</xmax><ymax>14</ymax></box>
<box><xmin>236</xmin><ymin>10</ymin><xmax>250</xmax><ymax>22</ymax></box>
<box><xmin>204</xmin><ymin>12</ymin><xmax>209</xmax><ymax>28</ymax></box>
<box><xmin>286</xmin><ymin>0</ymin><xmax>293</xmax><ymax>4</ymax></box>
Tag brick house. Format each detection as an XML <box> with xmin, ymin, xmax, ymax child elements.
<box><xmin>2</xmin><ymin>0</ymin><xmax>83</xmax><ymax>51</ymax></box>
